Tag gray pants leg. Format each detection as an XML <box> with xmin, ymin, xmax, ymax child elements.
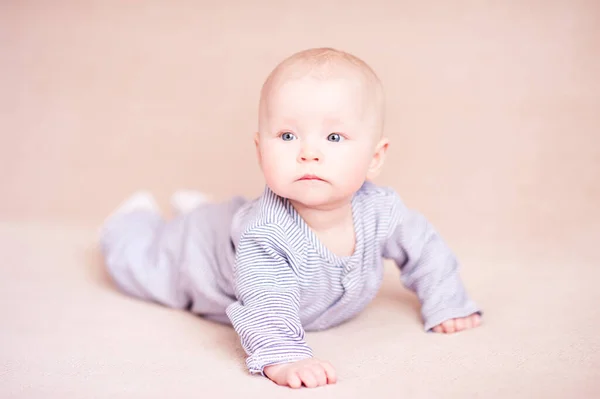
<box><xmin>100</xmin><ymin>209</ymin><xmax>192</xmax><ymax>309</ymax></box>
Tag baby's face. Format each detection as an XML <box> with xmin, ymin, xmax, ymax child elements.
<box><xmin>256</xmin><ymin>75</ymin><xmax>384</xmax><ymax>208</ymax></box>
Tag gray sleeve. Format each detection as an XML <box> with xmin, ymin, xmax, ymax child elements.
<box><xmin>225</xmin><ymin>224</ymin><xmax>313</xmax><ymax>375</ymax></box>
<box><xmin>382</xmin><ymin>195</ymin><xmax>481</xmax><ymax>331</ymax></box>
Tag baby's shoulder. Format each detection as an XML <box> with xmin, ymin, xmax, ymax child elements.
<box><xmin>353</xmin><ymin>182</ymin><xmax>409</xmax><ymax>240</ymax></box>
<box><xmin>354</xmin><ymin>181</ymin><xmax>405</xmax><ymax>211</ymax></box>
<box><xmin>231</xmin><ymin>187</ymin><xmax>295</xmax><ymax>247</ymax></box>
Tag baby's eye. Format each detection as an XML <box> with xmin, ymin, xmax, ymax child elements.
<box><xmin>280</xmin><ymin>132</ymin><xmax>296</xmax><ymax>141</ymax></box>
<box><xmin>327</xmin><ymin>133</ymin><xmax>344</xmax><ymax>142</ymax></box>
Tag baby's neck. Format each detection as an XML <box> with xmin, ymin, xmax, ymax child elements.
<box><xmin>291</xmin><ymin>199</ymin><xmax>353</xmax><ymax>233</ymax></box>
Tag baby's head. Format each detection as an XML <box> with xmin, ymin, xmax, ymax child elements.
<box><xmin>255</xmin><ymin>48</ymin><xmax>389</xmax><ymax>209</ymax></box>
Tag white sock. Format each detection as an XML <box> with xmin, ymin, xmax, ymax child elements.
<box><xmin>104</xmin><ymin>191</ymin><xmax>159</xmax><ymax>226</ymax></box>
<box><xmin>113</xmin><ymin>191</ymin><xmax>159</xmax><ymax>215</ymax></box>
<box><xmin>99</xmin><ymin>191</ymin><xmax>159</xmax><ymax>239</ymax></box>
<box><xmin>170</xmin><ymin>190</ymin><xmax>210</xmax><ymax>214</ymax></box>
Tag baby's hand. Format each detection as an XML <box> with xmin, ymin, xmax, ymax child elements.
<box><xmin>432</xmin><ymin>313</ymin><xmax>481</xmax><ymax>334</ymax></box>
<box><xmin>263</xmin><ymin>358</ymin><xmax>337</xmax><ymax>389</ymax></box>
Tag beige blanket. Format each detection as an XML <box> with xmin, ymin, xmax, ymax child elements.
<box><xmin>1</xmin><ymin>1</ymin><xmax>598</xmax><ymax>397</ymax></box>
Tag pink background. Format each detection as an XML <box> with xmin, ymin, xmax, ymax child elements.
<box><xmin>1</xmin><ymin>1</ymin><xmax>599</xmax><ymax>397</ymax></box>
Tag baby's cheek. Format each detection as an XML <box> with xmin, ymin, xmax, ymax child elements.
<box><xmin>261</xmin><ymin>157</ymin><xmax>292</xmax><ymax>192</ymax></box>
<box><xmin>343</xmin><ymin>157</ymin><xmax>372</xmax><ymax>190</ymax></box>
<box><xmin>262</xmin><ymin>162</ymin><xmax>284</xmax><ymax>184</ymax></box>
<box><xmin>337</xmin><ymin>152</ymin><xmax>370</xmax><ymax>176</ymax></box>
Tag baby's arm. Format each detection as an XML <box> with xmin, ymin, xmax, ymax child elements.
<box><xmin>226</xmin><ymin>224</ymin><xmax>336</xmax><ymax>388</ymax></box>
<box><xmin>382</xmin><ymin>193</ymin><xmax>482</xmax><ymax>332</ymax></box>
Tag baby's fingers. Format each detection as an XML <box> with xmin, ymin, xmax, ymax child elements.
<box><xmin>432</xmin><ymin>325</ymin><xmax>444</xmax><ymax>333</ymax></box>
<box><xmin>463</xmin><ymin>316</ymin><xmax>473</xmax><ymax>329</ymax></box>
<box><xmin>286</xmin><ymin>372</ymin><xmax>302</xmax><ymax>389</ymax></box>
<box><xmin>299</xmin><ymin>369</ymin><xmax>318</xmax><ymax>388</ymax></box>
<box><xmin>321</xmin><ymin>361</ymin><xmax>338</xmax><ymax>384</ymax></box>
<box><xmin>442</xmin><ymin>319</ymin><xmax>456</xmax><ymax>333</ymax></box>
<box><xmin>311</xmin><ymin>366</ymin><xmax>328</xmax><ymax>386</ymax></box>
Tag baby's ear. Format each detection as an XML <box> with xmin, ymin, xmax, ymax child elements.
<box><xmin>367</xmin><ymin>137</ymin><xmax>389</xmax><ymax>180</ymax></box>
<box><xmin>254</xmin><ymin>132</ymin><xmax>263</xmax><ymax>168</ymax></box>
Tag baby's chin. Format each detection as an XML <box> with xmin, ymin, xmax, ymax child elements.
<box><xmin>274</xmin><ymin>183</ymin><xmax>352</xmax><ymax>210</ymax></box>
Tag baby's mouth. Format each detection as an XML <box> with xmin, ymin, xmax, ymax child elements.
<box><xmin>297</xmin><ymin>174</ymin><xmax>325</xmax><ymax>182</ymax></box>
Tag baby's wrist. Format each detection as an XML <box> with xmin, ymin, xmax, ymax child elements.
<box><xmin>264</xmin><ymin>360</ymin><xmax>293</xmax><ymax>371</ymax></box>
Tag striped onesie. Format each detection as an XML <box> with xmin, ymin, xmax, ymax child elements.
<box><xmin>100</xmin><ymin>181</ymin><xmax>480</xmax><ymax>374</ymax></box>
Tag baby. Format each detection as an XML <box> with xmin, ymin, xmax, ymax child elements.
<box><xmin>100</xmin><ymin>47</ymin><xmax>482</xmax><ymax>389</ymax></box>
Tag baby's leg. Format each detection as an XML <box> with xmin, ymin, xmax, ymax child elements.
<box><xmin>99</xmin><ymin>192</ymin><xmax>191</xmax><ymax>309</ymax></box>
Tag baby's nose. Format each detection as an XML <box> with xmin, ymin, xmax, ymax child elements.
<box><xmin>300</xmin><ymin>152</ymin><xmax>320</xmax><ymax>162</ymax></box>
<box><xmin>298</xmin><ymin>146</ymin><xmax>321</xmax><ymax>162</ymax></box>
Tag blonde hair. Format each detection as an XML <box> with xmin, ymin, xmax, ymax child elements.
<box><xmin>258</xmin><ymin>47</ymin><xmax>385</xmax><ymax>135</ymax></box>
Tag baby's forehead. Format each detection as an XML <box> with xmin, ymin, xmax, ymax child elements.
<box><xmin>264</xmin><ymin>79</ymin><xmax>381</xmax><ymax>135</ymax></box>
<box><xmin>258</xmin><ymin>48</ymin><xmax>385</xmax><ymax>133</ymax></box>
<box><xmin>270</xmin><ymin>74</ymin><xmax>367</xmax><ymax>102</ymax></box>
<box><xmin>267</xmin><ymin>58</ymin><xmax>378</xmax><ymax>95</ymax></box>
<box><xmin>263</xmin><ymin>69</ymin><xmax>381</xmax><ymax>120</ymax></box>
